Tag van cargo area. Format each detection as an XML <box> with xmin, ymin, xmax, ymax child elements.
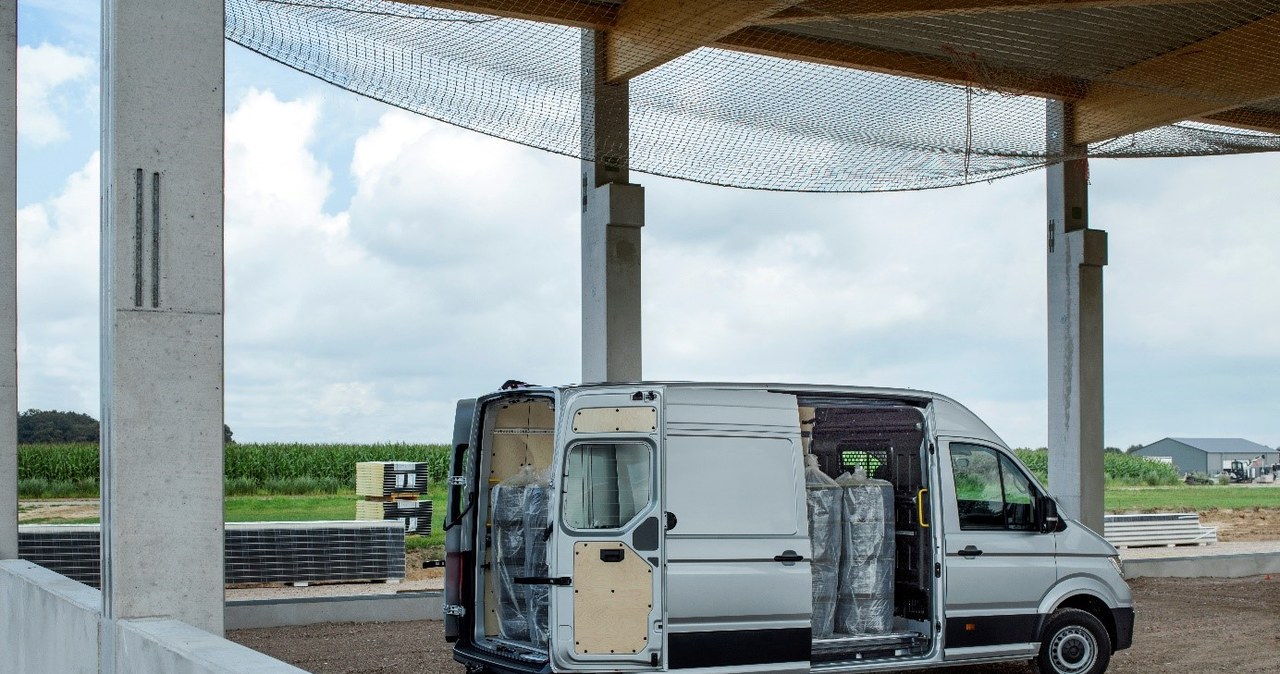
<box><xmin>800</xmin><ymin>400</ymin><xmax>934</xmax><ymax>664</ymax></box>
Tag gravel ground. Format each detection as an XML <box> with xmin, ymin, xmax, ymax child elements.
<box><xmin>228</xmin><ymin>575</ymin><xmax>1280</xmax><ymax>674</ymax></box>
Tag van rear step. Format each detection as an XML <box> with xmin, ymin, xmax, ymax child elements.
<box><xmin>811</xmin><ymin>632</ymin><xmax>925</xmax><ymax>661</ymax></box>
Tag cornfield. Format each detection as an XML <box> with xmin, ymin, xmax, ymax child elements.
<box><xmin>1015</xmin><ymin>449</ymin><xmax>1181</xmax><ymax>487</ymax></box>
<box><xmin>17</xmin><ymin>442</ymin><xmax>451</xmax><ymax>497</ymax></box>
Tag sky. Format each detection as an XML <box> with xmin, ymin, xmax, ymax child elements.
<box><xmin>14</xmin><ymin>2</ymin><xmax>1280</xmax><ymax>449</ymax></box>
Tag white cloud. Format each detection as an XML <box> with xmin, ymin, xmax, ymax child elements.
<box><xmin>17</xmin><ymin>153</ymin><xmax>100</xmax><ymax>412</ymax></box>
<box><xmin>17</xmin><ymin>43</ymin><xmax>94</xmax><ymax>145</ymax></box>
<box><xmin>14</xmin><ymin>71</ymin><xmax>1280</xmax><ymax>452</ymax></box>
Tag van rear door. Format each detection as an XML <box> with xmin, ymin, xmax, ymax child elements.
<box><xmin>444</xmin><ymin>398</ymin><xmax>477</xmax><ymax>641</ymax></box>
<box><xmin>549</xmin><ymin>388</ymin><xmax>666</xmax><ymax>672</ymax></box>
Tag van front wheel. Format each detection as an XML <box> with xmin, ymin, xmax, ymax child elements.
<box><xmin>1035</xmin><ymin>608</ymin><xmax>1112</xmax><ymax>674</ymax></box>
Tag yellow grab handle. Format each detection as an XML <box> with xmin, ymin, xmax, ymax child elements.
<box><xmin>917</xmin><ymin>488</ymin><xmax>929</xmax><ymax>528</ymax></box>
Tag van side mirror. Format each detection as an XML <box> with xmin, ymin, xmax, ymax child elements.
<box><xmin>1038</xmin><ymin>496</ymin><xmax>1060</xmax><ymax>534</ymax></box>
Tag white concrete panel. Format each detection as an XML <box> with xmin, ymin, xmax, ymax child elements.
<box><xmin>102</xmin><ymin>0</ymin><xmax>225</xmax><ymax>635</ymax></box>
<box><xmin>0</xmin><ymin>560</ymin><xmax>102</xmax><ymax>674</ymax></box>
<box><xmin>0</xmin><ymin>0</ymin><xmax>17</xmax><ymax>561</ymax></box>
<box><xmin>112</xmin><ymin>618</ymin><xmax>308</xmax><ymax>674</ymax></box>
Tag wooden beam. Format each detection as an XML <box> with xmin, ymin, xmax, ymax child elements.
<box><xmin>385</xmin><ymin>0</ymin><xmax>615</xmax><ymax>30</ymax></box>
<box><xmin>715</xmin><ymin>26</ymin><xmax>1080</xmax><ymax>99</ymax></box>
<box><xmin>759</xmin><ymin>0</ymin><xmax>1212</xmax><ymax>24</ymax></box>
<box><xmin>1072</xmin><ymin>13</ymin><xmax>1280</xmax><ymax>144</ymax></box>
<box><xmin>606</xmin><ymin>0</ymin><xmax>806</xmax><ymax>82</ymax></box>
<box><xmin>1198</xmin><ymin>107</ymin><xmax>1280</xmax><ymax>136</ymax></box>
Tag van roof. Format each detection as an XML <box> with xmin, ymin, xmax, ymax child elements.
<box><xmin>541</xmin><ymin>381</ymin><xmax>1008</xmax><ymax>448</ymax></box>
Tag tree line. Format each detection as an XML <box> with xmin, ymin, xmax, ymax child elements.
<box><xmin>19</xmin><ymin>409</ymin><xmax>233</xmax><ymax>444</ymax></box>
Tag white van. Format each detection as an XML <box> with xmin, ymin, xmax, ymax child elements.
<box><xmin>443</xmin><ymin>383</ymin><xmax>1134</xmax><ymax>674</ymax></box>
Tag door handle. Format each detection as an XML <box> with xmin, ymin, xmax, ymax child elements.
<box><xmin>774</xmin><ymin>551</ymin><xmax>804</xmax><ymax>565</ymax></box>
<box><xmin>959</xmin><ymin>545</ymin><xmax>984</xmax><ymax>558</ymax></box>
<box><xmin>514</xmin><ymin>576</ymin><xmax>572</xmax><ymax>586</ymax></box>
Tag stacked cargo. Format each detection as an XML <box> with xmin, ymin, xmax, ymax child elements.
<box><xmin>491</xmin><ymin>466</ymin><xmax>552</xmax><ymax>647</ymax></box>
<box><xmin>805</xmin><ymin>455</ymin><xmax>842</xmax><ymax>637</ymax></box>
<box><xmin>356</xmin><ymin>461</ymin><xmax>433</xmax><ymax>535</ymax></box>
<box><xmin>835</xmin><ymin>470</ymin><xmax>895</xmax><ymax>634</ymax></box>
<box><xmin>805</xmin><ymin>456</ymin><xmax>897</xmax><ymax>638</ymax></box>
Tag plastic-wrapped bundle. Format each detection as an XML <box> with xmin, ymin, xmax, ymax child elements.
<box><xmin>522</xmin><ymin>482</ymin><xmax>551</xmax><ymax>648</ymax></box>
<box><xmin>805</xmin><ymin>455</ymin><xmax>842</xmax><ymax>637</ymax></box>
<box><xmin>835</xmin><ymin>470</ymin><xmax>896</xmax><ymax>635</ymax></box>
<box><xmin>491</xmin><ymin>467</ymin><xmax>552</xmax><ymax>645</ymax></box>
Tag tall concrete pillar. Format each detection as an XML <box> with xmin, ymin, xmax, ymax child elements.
<box><xmin>101</xmin><ymin>0</ymin><xmax>225</xmax><ymax>634</ymax></box>
<box><xmin>0</xmin><ymin>0</ymin><xmax>16</xmax><ymax>561</ymax></box>
<box><xmin>581</xmin><ymin>30</ymin><xmax>644</xmax><ymax>383</ymax></box>
<box><xmin>1046</xmin><ymin>100</ymin><xmax>1107</xmax><ymax>534</ymax></box>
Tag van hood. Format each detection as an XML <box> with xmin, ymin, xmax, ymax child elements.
<box><xmin>1058</xmin><ymin>516</ymin><xmax>1118</xmax><ymax>557</ymax></box>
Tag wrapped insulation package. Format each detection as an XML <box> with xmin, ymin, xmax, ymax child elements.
<box><xmin>835</xmin><ymin>470</ymin><xmax>896</xmax><ymax>635</ymax></box>
<box><xmin>491</xmin><ymin>467</ymin><xmax>552</xmax><ymax>647</ymax></box>
<box><xmin>805</xmin><ymin>455</ymin><xmax>842</xmax><ymax>637</ymax></box>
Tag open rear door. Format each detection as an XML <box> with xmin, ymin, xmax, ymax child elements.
<box><xmin>550</xmin><ymin>389</ymin><xmax>665</xmax><ymax>671</ymax></box>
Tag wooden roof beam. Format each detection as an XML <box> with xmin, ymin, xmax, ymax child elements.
<box><xmin>606</xmin><ymin>0</ymin><xmax>808</xmax><ymax>82</ymax></box>
<box><xmin>715</xmin><ymin>26</ymin><xmax>1080</xmax><ymax>100</ymax></box>
<box><xmin>1071</xmin><ymin>13</ymin><xmax>1280</xmax><ymax>144</ymax></box>
<box><xmin>385</xmin><ymin>0</ymin><xmax>615</xmax><ymax>30</ymax></box>
<box><xmin>760</xmin><ymin>0</ymin><xmax>1215</xmax><ymax>24</ymax></box>
<box><xmin>1198</xmin><ymin>107</ymin><xmax>1280</xmax><ymax>136</ymax></box>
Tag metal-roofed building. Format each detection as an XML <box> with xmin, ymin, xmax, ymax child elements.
<box><xmin>1132</xmin><ymin>437</ymin><xmax>1279</xmax><ymax>476</ymax></box>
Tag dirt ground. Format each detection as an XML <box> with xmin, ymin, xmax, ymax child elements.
<box><xmin>228</xmin><ymin>575</ymin><xmax>1280</xmax><ymax>674</ymax></box>
<box><xmin>1201</xmin><ymin>508</ymin><xmax>1280</xmax><ymax>542</ymax></box>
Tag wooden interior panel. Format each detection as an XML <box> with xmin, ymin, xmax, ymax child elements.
<box><xmin>572</xmin><ymin>406</ymin><xmax>658</xmax><ymax>434</ymax></box>
<box><xmin>573</xmin><ymin>541</ymin><xmax>653</xmax><ymax>655</ymax></box>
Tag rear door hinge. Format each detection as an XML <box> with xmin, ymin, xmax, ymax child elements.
<box><xmin>444</xmin><ymin>604</ymin><xmax>467</xmax><ymax>617</ymax></box>
<box><xmin>448</xmin><ymin>476</ymin><xmax>468</xmax><ymax>486</ymax></box>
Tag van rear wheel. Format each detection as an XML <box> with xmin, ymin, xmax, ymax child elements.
<box><xmin>1035</xmin><ymin>608</ymin><xmax>1111</xmax><ymax>674</ymax></box>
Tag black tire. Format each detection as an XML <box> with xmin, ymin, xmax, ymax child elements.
<box><xmin>1035</xmin><ymin>608</ymin><xmax>1112</xmax><ymax>674</ymax></box>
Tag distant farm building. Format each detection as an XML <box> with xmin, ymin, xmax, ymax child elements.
<box><xmin>1131</xmin><ymin>438</ymin><xmax>1279</xmax><ymax>476</ymax></box>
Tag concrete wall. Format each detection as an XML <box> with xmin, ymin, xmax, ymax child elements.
<box><xmin>226</xmin><ymin>591</ymin><xmax>443</xmax><ymax>630</ymax></box>
<box><xmin>1125</xmin><ymin>552</ymin><xmax>1280</xmax><ymax>579</ymax></box>
<box><xmin>1</xmin><ymin>560</ymin><xmax>100</xmax><ymax>673</ymax></box>
<box><xmin>1</xmin><ymin>560</ymin><xmax>307</xmax><ymax>674</ymax></box>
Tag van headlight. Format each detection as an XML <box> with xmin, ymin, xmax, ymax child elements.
<box><xmin>1108</xmin><ymin>556</ymin><xmax>1124</xmax><ymax>578</ymax></box>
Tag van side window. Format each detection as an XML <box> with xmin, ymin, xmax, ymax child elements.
<box><xmin>562</xmin><ymin>443</ymin><xmax>652</xmax><ymax>530</ymax></box>
<box><xmin>950</xmin><ymin>443</ymin><xmax>1038</xmax><ymax>531</ymax></box>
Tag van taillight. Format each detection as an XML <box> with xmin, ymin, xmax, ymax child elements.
<box><xmin>444</xmin><ymin>551</ymin><xmax>464</xmax><ymax>641</ymax></box>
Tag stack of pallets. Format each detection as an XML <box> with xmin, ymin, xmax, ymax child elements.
<box><xmin>356</xmin><ymin>461</ymin><xmax>433</xmax><ymax>535</ymax></box>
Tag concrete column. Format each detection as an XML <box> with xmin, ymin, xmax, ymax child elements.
<box><xmin>0</xmin><ymin>0</ymin><xmax>16</xmax><ymax>561</ymax></box>
<box><xmin>581</xmin><ymin>30</ymin><xmax>644</xmax><ymax>383</ymax></box>
<box><xmin>101</xmin><ymin>0</ymin><xmax>225</xmax><ymax>634</ymax></box>
<box><xmin>1046</xmin><ymin>100</ymin><xmax>1107</xmax><ymax>534</ymax></box>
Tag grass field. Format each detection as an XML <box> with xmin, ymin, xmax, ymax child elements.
<box><xmin>20</xmin><ymin>483</ymin><xmax>450</xmax><ymax>548</ymax></box>
<box><xmin>1105</xmin><ymin>485</ymin><xmax>1280</xmax><ymax>512</ymax></box>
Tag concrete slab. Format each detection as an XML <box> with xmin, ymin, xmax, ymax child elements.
<box><xmin>226</xmin><ymin>591</ymin><xmax>444</xmax><ymax>630</ymax></box>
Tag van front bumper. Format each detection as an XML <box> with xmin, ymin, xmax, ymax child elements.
<box><xmin>1111</xmin><ymin>607</ymin><xmax>1135</xmax><ymax>651</ymax></box>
